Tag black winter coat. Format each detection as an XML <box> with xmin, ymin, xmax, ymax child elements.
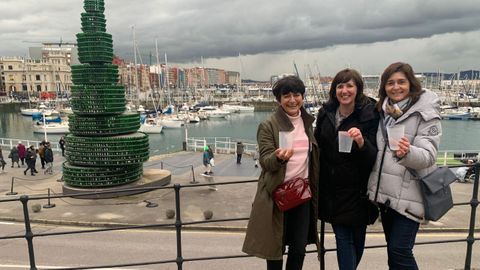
<box><xmin>44</xmin><ymin>148</ymin><xmax>54</xmax><ymax>163</ymax></box>
<box><xmin>314</xmin><ymin>98</ymin><xmax>379</xmax><ymax>226</ymax></box>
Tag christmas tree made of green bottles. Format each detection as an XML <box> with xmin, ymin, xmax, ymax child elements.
<box><xmin>63</xmin><ymin>0</ymin><xmax>149</xmax><ymax>187</ymax></box>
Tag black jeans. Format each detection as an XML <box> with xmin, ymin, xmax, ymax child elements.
<box><xmin>236</xmin><ymin>154</ymin><xmax>242</xmax><ymax>163</ymax></box>
<box><xmin>267</xmin><ymin>201</ymin><xmax>310</xmax><ymax>270</ymax></box>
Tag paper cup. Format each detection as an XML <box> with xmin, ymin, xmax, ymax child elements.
<box><xmin>387</xmin><ymin>125</ymin><xmax>405</xmax><ymax>150</ymax></box>
<box><xmin>279</xmin><ymin>131</ymin><xmax>294</xmax><ymax>149</ymax></box>
<box><xmin>338</xmin><ymin>131</ymin><xmax>353</xmax><ymax>153</ymax></box>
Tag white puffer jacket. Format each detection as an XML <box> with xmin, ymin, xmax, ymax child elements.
<box><xmin>368</xmin><ymin>90</ymin><xmax>442</xmax><ymax>222</ymax></box>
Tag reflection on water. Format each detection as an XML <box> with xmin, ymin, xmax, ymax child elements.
<box><xmin>1</xmin><ymin>103</ymin><xmax>480</xmax><ymax>153</ymax></box>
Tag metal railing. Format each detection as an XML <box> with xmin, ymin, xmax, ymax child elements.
<box><xmin>0</xmin><ymin>164</ymin><xmax>478</xmax><ymax>270</ymax></box>
<box><xmin>2</xmin><ymin>136</ymin><xmax>479</xmax><ymax>164</ymax></box>
<box><xmin>0</xmin><ymin>137</ymin><xmax>61</xmax><ymax>152</ymax></box>
<box><xmin>186</xmin><ymin>137</ymin><xmax>257</xmax><ymax>155</ymax></box>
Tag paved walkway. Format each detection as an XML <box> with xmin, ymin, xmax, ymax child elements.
<box><xmin>0</xmin><ymin>150</ymin><xmax>478</xmax><ymax>232</ymax></box>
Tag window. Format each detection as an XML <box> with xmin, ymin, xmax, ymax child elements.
<box><xmin>8</xmin><ymin>65</ymin><xmax>13</xmax><ymax>70</ymax></box>
<box><xmin>36</xmin><ymin>85</ymin><xmax>42</xmax><ymax>91</ymax></box>
<box><xmin>36</xmin><ymin>75</ymin><xmax>41</xmax><ymax>81</ymax></box>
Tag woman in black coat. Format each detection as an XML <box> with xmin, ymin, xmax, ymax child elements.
<box><xmin>314</xmin><ymin>68</ymin><xmax>379</xmax><ymax>270</ymax></box>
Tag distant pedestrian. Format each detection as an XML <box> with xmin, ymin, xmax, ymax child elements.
<box><xmin>207</xmin><ymin>145</ymin><xmax>215</xmax><ymax>168</ymax></box>
<box><xmin>8</xmin><ymin>146</ymin><xmax>20</xmax><ymax>168</ymax></box>
<box><xmin>24</xmin><ymin>145</ymin><xmax>37</xmax><ymax>176</ymax></box>
<box><xmin>17</xmin><ymin>141</ymin><xmax>26</xmax><ymax>166</ymax></box>
<box><xmin>202</xmin><ymin>146</ymin><xmax>212</xmax><ymax>175</ymax></box>
<box><xmin>38</xmin><ymin>141</ymin><xmax>46</xmax><ymax>169</ymax></box>
<box><xmin>0</xmin><ymin>150</ymin><xmax>6</xmax><ymax>173</ymax></box>
<box><xmin>59</xmin><ymin>136</ymin><xmax>66</xmax><ymax>157</ymax></box>
<box><xmin>44</xmin><ymin>142</ymin><xmax>54</xmax><ymax>174</ymax></box>
<box><xmin>236</xmin><ymin>141</ymin><xmax>245</xmax><ymax>164</ymax></box>
<box><xmin>253</xmin><ymin>145</ymin><xmax>259</xmax><ymax>168</ymax></box>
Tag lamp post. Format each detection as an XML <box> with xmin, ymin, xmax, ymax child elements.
<box><xmin>41</xmin><ymin>108</ymin><xmax>48</xmax><ymax>142</ymax></box>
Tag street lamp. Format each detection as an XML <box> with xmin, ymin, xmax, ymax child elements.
<box><xmin>40</xmin><ymin>107</ymin><xmax>48</xmax><ymax>142</ymax></box>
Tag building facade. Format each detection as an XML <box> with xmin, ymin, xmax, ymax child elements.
<box><xmin>0</xmin><ymin>57</ymin><xmax>72</xmax><ymax>98</ymax></box>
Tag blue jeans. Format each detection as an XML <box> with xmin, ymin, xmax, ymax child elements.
<box><xmin>380</xmin><ymin>206</ymin><xmax>419</xmax><ymax>270</ymax></box>
<box><xmin>332</xmin><ymin>224</ymin><xmax>367</xmax><ymax>270</ymax></box>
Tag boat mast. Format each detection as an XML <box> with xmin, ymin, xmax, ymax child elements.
<box><xmin>165</xmin><ymin>53</ymin><xmax>171</xmax><ymax>106</ymax></box>
<box><xmin>132</xmin><ymin>25</ymin><xmax>140</xmax><ymax>108</ymax></box>
<box><xmin>153</xmin><ymin>39</ymin><xmax>161</xmax><ymax>113</ymax></box>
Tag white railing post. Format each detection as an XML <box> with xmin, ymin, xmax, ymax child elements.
<box><xmin>444</xmin><ymin>151</ymin><xmax>448</xmax><ymax>166</ymax></box>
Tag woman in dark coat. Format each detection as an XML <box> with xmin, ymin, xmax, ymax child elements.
<box><xmin>243</xmin><ymin>76</ymin><xmax>320</xmax><ymax>270</ymax></box>
<box><xmin>314</xmin><ymin>68</ymin><xmax>379</xmax><ymax>270</ymax></box>
<box><xmin>8</xmin><ymin>146</ymin><xmax>20</xmax><ymax>168</ymax></box>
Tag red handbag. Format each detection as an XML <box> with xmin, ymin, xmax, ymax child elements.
<box><xmin>273</xmin><ymin>178</ymin><xmax>312</xmax><ymax>211</ymax></box>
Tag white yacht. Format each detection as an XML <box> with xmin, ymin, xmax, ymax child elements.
<box><xmin>198</xmin><ymin>106</ymin><xmax>231</xmax><ymax>119</ymax></box>
<box><xmin>139</xmin><ymin>118</ymin><xmax>163</xmax><ymax>134</ymax></box>
<box><xmin>222</xmin><ymin>103</ymin><xmax>255</xmax><ymax>113</ymax></box>
<box><xmin>33</xmin><ymin>122</ymin><xmax>69</xmax><ymax>134</ymax></box>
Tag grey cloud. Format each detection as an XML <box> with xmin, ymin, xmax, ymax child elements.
<box><xmin>0</xmin><ymin>0</ymin><xmax>479</xmax><ymax>77</ymax></box>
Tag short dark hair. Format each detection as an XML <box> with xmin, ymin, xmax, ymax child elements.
<box><xmin>377</xmin><ymin>62</ymin><xmax>423</xmax><ymax>110</ymax></box>
<box><xmin>326</xmin><ymin>68</ymin><xmax>367</xmax><ymax>108</ymax></box>
<box><xmin>272</xmin><ymin>76</ymin><xmax>305</xmax><ymax>102</ymax></box>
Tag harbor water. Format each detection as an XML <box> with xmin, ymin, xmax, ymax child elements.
<box><xmin>1</xmin><ymin>103</ymin><xmax>480</xmax><ymax>154</ymax></box>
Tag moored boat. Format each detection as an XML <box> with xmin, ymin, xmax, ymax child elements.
<box><xmin>33</xmin><ymin>122</ymin><xmax>69</xmax><ymax>134</ymax></box>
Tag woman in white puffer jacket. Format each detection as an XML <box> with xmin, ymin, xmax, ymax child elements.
<box><xmin>368</xmin><ymin>62</ymin><xmax>442</xmax><ymax>270</ymax></box>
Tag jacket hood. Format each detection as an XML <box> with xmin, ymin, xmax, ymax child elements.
<box><xmin>398</xmin><ymin>90</ymin><xmax>441</xmax><ymax>122</ymax></box>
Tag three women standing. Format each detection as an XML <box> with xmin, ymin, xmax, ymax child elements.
<box><xmin>368</xmin><ymin>62</ymin><xmax>442</xmax><ymax>269</ymax></box>
<box><xmin>314</xmin><ymin>68</ymin><xmax>379</xmax><ymax>270</ymax></box>
<box><xmin>243</xmin><ymin>76</ymin><xmax>320</xmax><ymax>270</ymax></box>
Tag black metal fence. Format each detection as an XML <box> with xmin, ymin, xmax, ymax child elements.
<box><xmin>0</xmin><ymin>164</ymin><xmax>478</xmax><ymax>270</ymax></box>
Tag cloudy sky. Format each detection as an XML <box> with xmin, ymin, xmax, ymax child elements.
<box><xmin>1</xmin><ymin>0</ymin><xmax>479</xmax><ymax>80</ymax></box>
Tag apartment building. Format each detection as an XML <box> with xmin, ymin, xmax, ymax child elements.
<box><xmin>0</xmin><ymin>56</ymin><xmax>72</xmax><ymax>96</ymax></box>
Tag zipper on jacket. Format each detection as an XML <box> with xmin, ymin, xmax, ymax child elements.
<box><xmin>373</xmin><ymin>142</ymin><xmax>388</xmax><ymax>202</ymax></box>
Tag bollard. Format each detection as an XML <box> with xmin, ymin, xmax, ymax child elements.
<box><xmin>189</xmin><ymin>165</ymin><xmax>197</xmax><ymax>184</ymax></box>
<box><xmin>5</xmin><ymin>177</ymin><xmax>18</xmax><ymax>195</ymax></box>
<box><xmin>43</xmin><ymin>188</ymin><xmax>56</xmax><ymax>209</ymax></box>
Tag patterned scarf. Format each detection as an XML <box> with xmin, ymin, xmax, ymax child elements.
<box><xmin>382</xmin><ymin>97</ymin><xmax>411</xmax><ymax>127</ymax></box>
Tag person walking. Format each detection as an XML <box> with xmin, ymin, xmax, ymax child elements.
<box><xmin>17</xmin><ymin>141</ymin><xmax>26</xmax><ymax>166</ymax></box>
<box><xmin>207</xmin><ymin>145</ymin><xmax>215</xmax><ymax>169</ymax></box>
<box><xmin>253</xmin><ymin>145</ymin><xmax>260</xmax><ymax>168</ymax></box>
<box><xmin>236</xmin><ymin>141</ymin><xmax>245</xmax><ymax>164</ymax></box>
<box><xmin>202</xmin><ymin>146</ymin><xmax>212</xmax><ymax>175</ymax></box>
<box><xmin>59</xmin><ymin>136</ymin><xmax>66</xmax><ymax>157</ymax></box>
<box><xmin>44</xmin><ymin>142</ymin><xmax>54</xmax><ymax>174</ymax></box>
<box><xmin>368</xmin><ymin>62</ymin><xmax>442</xmax><ymax>270</ymax></box>
<box><xmin>0</xmin><ymin>150</ymin><xmax>6</xmax><ymax>173</ymax></box>
<box><xmin>243</xmin><ymin>75</ymin><xmax>320</xmax><ymax>270</ymax></box>
<box><xmin>38</xmin><ymin>141</ymin><xmax>46</xmax><ymax>169</ymax></box>
<box><xmin>24</xmin><ymin>145</ymin><xmax>38</xmax><ymax>176</ymax></box>
<box><xmin>8</xmin><ymin>146</ymin><xmax>21</xmax><ymax>168</ymax></box>
<box><xmin>314</xmin><ymin>68</ymin><xmax>379</xmax><ymax>270</ymax></box>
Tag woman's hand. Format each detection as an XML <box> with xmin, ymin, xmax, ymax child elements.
<box><xmin>347</xmin><ymin>127</ymin><xmax>364</xmax><ymax>149</ymax></box>
<box><xmin>275</xmin><ymin>148</ymin><xmax>294</xmax><ymax>161</ymax></box>
<box><xmin>395</xmin><ymin>137</ymin><xmax>410</xmax><ymax>158</ymax></box>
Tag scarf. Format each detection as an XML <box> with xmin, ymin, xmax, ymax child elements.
<box><xmin>382</xmin><ymin>97</ymin><xmax>411</xmax><ymax>127</ymax></box>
